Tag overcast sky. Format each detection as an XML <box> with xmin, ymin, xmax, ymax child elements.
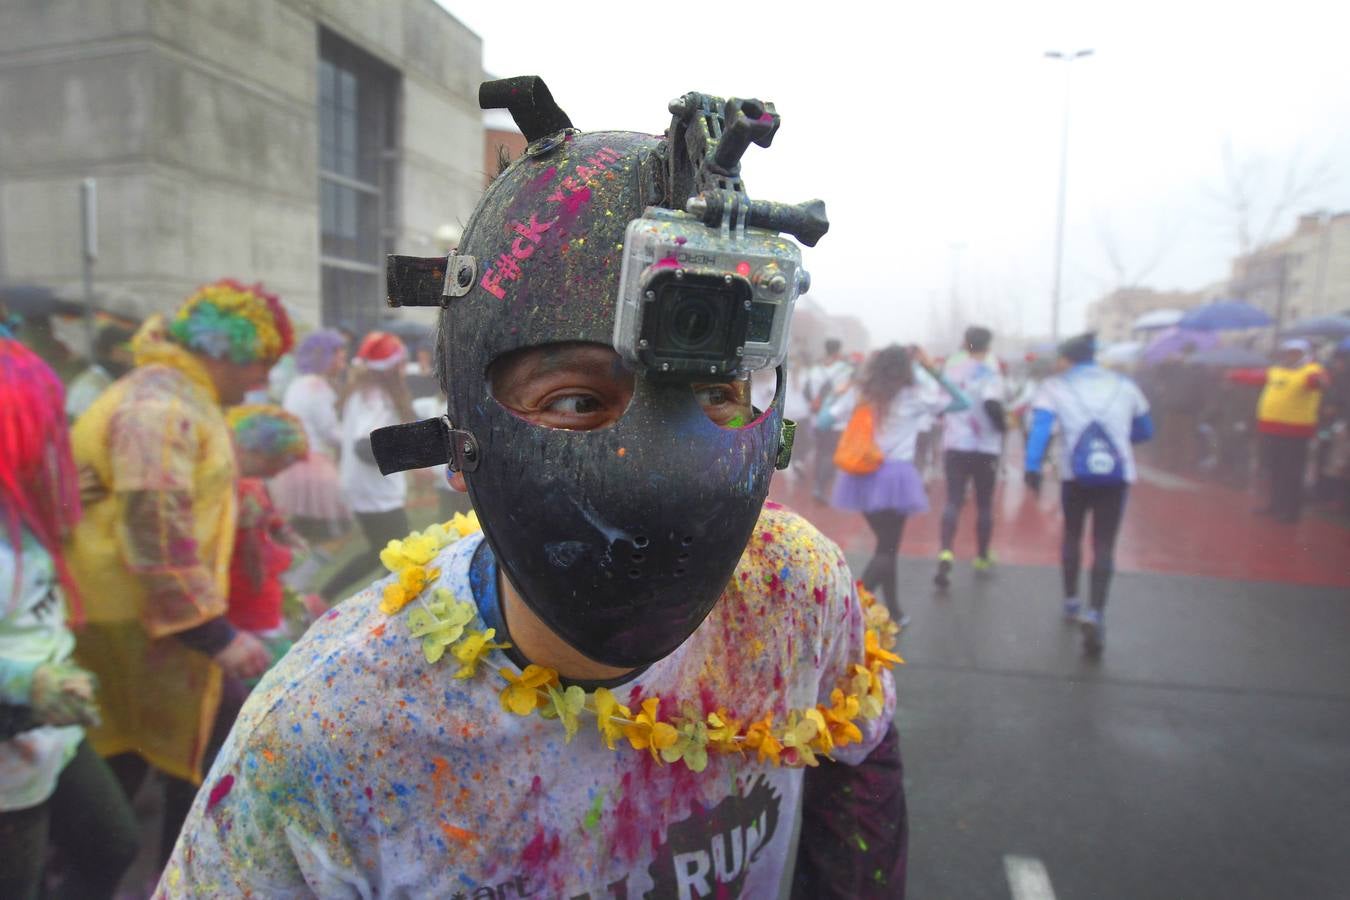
<box><xmin>437</xmin><ymin>0</ymin><xmax>1350</xmax><ymax>346</ymax></box>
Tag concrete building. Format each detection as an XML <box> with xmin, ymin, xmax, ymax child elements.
<box><xmin>0</xmin><ymin>0</ymin><xmax>486</xmax><ymax>331</ymax></box>
<box><xmin>1085</xmin><ymin>286</ymin><xmax>1207</xmax><ymax>345</ymax></box>
<box><xmin>1230</xmin><ymin>211</ymin><xmax>1350</xmax><ymax>328</ymax></box>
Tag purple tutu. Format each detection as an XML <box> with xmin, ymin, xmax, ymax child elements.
<box><xmin>831</xmin><ymin>459</ymin><xmax>930</xmax><ymax>515</ymax></box>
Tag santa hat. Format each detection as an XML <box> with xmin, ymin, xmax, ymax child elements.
<box><xmin>354</xmin><ymin>331</ymin><xmax>407</xmax><ymax>371</ymax></box>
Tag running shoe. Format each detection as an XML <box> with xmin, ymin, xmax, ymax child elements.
<box><xmin>1062</xmin><ymin>597</ymin><xmax>1082</xmax><ymax>622</ymax></box>
<box><xmin>934</xmin><ymin>550</ymin><xmax>954</xmax><ymax>588</ymax></box>
<box><xmin>972</xmin><ymin>554</ymin><xmax>996</xmax><ymax>575</ymax></box>
<box><xmin>1079</xmin><ymin>608</ymin><xmax>1105</xmax><ymax>655</ymax></box>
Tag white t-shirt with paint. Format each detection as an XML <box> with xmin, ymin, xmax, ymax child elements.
<box><xmin>875</xmin><ymin>382</ymin><xmax>954</xmax><ymax>463</ymax></box>
<box><xmin>942</xmin><ymin>353</ymin><xmax>1006</xmax><ymax>456</ymax></box>
<box><xmin>0</xmin><ymin>533</ymin><xmax>83</xmax><ymax>812</ymax></box>
<box><xmin>283</xmin><ymin>374</ymin><xmax>343</xmax><ymax>459</ymax></box>
<box><xmin>1033</xmin><ymin>365</ymin><xmax>1150</xmax><ymax>483</ymax></box>
<box><xmin>159</xmin><ymin>506</ymin><xmax>895</xmax><ymax>899</ymax></box>
<box><xmin>338</xmin><ymin>388</ymin><xmax>408</xmax><ymax>514</ymax></box>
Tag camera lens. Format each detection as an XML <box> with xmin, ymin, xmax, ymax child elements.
<box><xmin>668</xmin><ymin>290</ymin><xmax>720</xmax><ymax>351</ymax></box>
<box><xmin>636</xmin><ymin>272</ymin><xmax>753</xmax><ymax>378</ymax></box>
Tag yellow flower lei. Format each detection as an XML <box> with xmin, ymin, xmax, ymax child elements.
<box><xmin>380</xmin><ymin>512</ymin><xmax>903</xmax><ymax>771</ymax></box>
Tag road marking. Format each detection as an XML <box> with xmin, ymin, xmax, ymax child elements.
<box><xmin>1004</xmin><ymin>855</ymin><xmax>1057</xmax><ymax>900</ymax></box>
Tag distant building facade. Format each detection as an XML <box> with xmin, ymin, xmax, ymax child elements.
<box><xmin>0</xmin><ymin>0</ymin><xmax>485</xmax><ymax>330</ymax></box>
<box><xmin>1085</xmin><ymin>287</ymin><xmax>1206</xmax><ymax>345</ymax></box>
<box><xmin>483</xmin><ymin>109</ymin><xmax>527</xmax><ymax>189</ymax></box>
<box><xmin>790</xmin><ymin>296</ymin><xmax>870</xmax><ymax>363</ymax></box>
<box><xmin>1230</xmin><ymin>211</ymin><xmax>1350</xmax><ymax>328</ymax></box>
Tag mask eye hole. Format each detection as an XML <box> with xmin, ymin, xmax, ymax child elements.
<box><xmin>692</xmin><ymin>369</ymin><xmax>773</xmax><ymax>429</ymax></box>
<box><xmin>487</xmin><ymin>342</ymin><xmax>635</xmax><ymax>432</ymax></box>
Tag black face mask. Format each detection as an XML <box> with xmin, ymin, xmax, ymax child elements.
<box><xmin>376</xmin><ymin>73</ymin><xmax>822</xmax><ymax>668</ymax></box>
<box><xmin>374</xmin><ymin>129</ymin><xmax>789</xmax><ymax>668</ymax></box>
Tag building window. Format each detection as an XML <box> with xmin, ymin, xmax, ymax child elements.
<box><xmin>318</xmin><ymin>30</ymin><xmax>399</xmax><ymax>329</ymax></box>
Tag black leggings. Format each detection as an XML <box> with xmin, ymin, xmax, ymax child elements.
<box><xmin>861</xmin><ymin>510</ymin><xmax>907</xmax><ymax>619</ymax></box>
<box><xmin>0</xmin><ymin>740</ymin><xmax>140</xmax><ymax>899</ymax></box>
<box><xmin>940</xmin><ymin>450</ymin><xmax>998</xmax><ymax>556</ymax></box>
<box><xmin>320</xmin><ymin>507</ymin><xmax>411</xmax><ymax>601</ymax></box>
<box><xmin>1060</xmin><ymin>482</ymin><xmax>1128</xmax><ymax>611</ymax></box>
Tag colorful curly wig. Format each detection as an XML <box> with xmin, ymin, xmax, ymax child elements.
<box><xmin>0</xmin><ymin>337</ymin><xmax>83</xmax><ymax>622</ymax></box>
<box><xmin>169</xmin><ymin>278</ymin><xmax>295</xmax><ymax>365</ymax></box>
<box><xmin>226</xmin><ymin>404</ymin><xmax>309</xmax><ymax>472</ymax></box>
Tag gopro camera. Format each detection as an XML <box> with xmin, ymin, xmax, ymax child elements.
<box><xmin>614</xmin><ymin>206</ymin><xmax>809</xmax><ymax>380</ymax></box>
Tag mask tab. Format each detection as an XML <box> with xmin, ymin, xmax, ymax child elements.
<box><xmin>371</xmin><ymin>416</ymin><xmax>480</xmax><ymax>475</ymax></box>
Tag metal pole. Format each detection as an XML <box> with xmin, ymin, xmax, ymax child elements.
<box><xmin>1050</xmin><ymin>74</ymin><xmax>1070</xmax><ymax>343</ymax></box>
<box><xmin>80</xmin><ymin>178</ymin><xmax>98</xmax><ymax>356</ymax></box>
<box><xmin>1045</xmin><ymin>49</ymin><xmax>1093</xmax><ymax>343</ymax></box>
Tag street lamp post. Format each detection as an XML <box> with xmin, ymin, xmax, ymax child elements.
<box><xmin>1045</xmin><ymin>48</ymin><xmax>1093</xmax><ymax>342</ymax></box>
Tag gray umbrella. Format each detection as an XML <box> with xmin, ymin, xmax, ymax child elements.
<box><xmin>1279</xmin><ymin>314</ymin><xmax>1350</xmax><ymax>340</ymax></box>
<box><xmin>0</xmin><ymin>284</ymin><xmax>84</xmax><ymax>318</ymax></box>
<box><xmin>1188</xmin><ymin>345</ymin><xmax>1269</xmax><ymax>368</ymax></box>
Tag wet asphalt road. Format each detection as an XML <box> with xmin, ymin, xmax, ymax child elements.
<box><xmin>870</xmin><ymin>555</ymin><xmax>1350</xmax><ymax>900</ymax></box>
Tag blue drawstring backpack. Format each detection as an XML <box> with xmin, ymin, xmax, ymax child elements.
<box><xmin>1066</xmin><ymin>377</ymin><xmax>1126</xmax><ymax>486</ymax></box>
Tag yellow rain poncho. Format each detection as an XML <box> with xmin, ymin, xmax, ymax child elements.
<box><xmin>68</xmin><ymin>317</ymin><xmax>238</xmax><ymax>783</ymax></box>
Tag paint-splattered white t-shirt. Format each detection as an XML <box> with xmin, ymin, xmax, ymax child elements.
<box><xmin>158</xmin><ymin>504</ymin><xmax>895</xmax><ymax>899</ymax></box>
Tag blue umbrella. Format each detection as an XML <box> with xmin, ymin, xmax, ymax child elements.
<box><xmin>1280</xmin><ymin>314</ymin><xmax>1350</xmax><ymax>340</ymax></box>
<box><xmin>1177</xmin><ymin>300</ymin><xmax>1273</xmax><ymax>331</ymax></box>
<box><xmin>1141</xmin><ymin>327</ymin><xmax>1219</xmax><ymax>365</ymax></box>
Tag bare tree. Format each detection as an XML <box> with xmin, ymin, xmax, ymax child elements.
<box><xmin>1211</xmin><ymin>139</ymin><xmax>1336</xmax><ymax>256</ymax></box>
<box><xmin>1092</xmin><ymin>214</ymin><xmax>1177</xmax><ymax>291</ymax></box>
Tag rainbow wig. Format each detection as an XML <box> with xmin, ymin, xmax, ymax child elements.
<box><xmin>169</xmin><ymin>278</ymin><xmax>295</xmax><ymax>365</ymax></box>
<box><xmin>294</xmin><ymin>328</ymin><xmax>348</xmax><ymax>375</ymax></box>
<box><xmin>0</xmin><ymin>337</ymin><xmax>83</xmax><ymax>621</ymax></box>
<box><xmin>227</xmin><ymin>404</ymin><xmax>309</xmax><ymax>471</ymax></box>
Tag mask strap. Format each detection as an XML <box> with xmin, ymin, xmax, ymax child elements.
<box><xmin>371</xmin><ymin>416</ymin><xmax>481</xmax><ymax>475</ymax></box>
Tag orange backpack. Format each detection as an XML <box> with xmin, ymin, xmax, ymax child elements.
<box><xmin>834</xmin><ymin>403</ymin><xmax>884</xmax><ymax>475</ymax></box>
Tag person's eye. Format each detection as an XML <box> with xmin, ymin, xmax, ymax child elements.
<box><xmin>545</xmin><ymin>393</ymin><xmax>603</xmax><ymax>416</ymax></box>
<box><xmin>694</xmin><ymin>382</ymin><xmax>752</xmax><ymax>428</ymax></box>
<box><xmin>694</xmin><ymin>385</ymin><xmax>731</xmax><ymax>408</ymax></box>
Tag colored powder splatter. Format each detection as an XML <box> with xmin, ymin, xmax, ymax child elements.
<box><xmin>853</xmin><ymin>832</ymin><xmax>869</xmax><ymax>852</ymax></box>
<box><xmin>559</xmin><ymin>187</ymin><xmax>591</xmax><ymax>215</ymax></box>
<box><xmin>520</xmin><ymin>828</ymin><xmax>561</xmax><ymax>867</ymax></box>
<box><xmin>439</xmin><ymin>820</ymin><xmax>478</xmax><ymax>846</ymax></box>
<box><xmin>725</xmin><ymin>416</ymin><xmax>746</xmax><ymax>428</ymax></box>
<box><xmin>206</xmin><ymin>774</ymin><xmax>235</xmax><ymax>811</ymax></box>
<box><xmin>583</xmin><ymin>791</ymin><xmax>606</xmax><ymax>831</ymax></box>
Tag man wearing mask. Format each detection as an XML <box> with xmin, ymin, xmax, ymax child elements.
<box><xmin>163</xmin><ymin>78</ymin><xmax>906</xmax><ymax>899</ymax></box>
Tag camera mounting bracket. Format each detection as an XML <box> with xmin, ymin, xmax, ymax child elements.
<box><xmin>665</xmin><ymin>92</ymin><xmax>828</xmax><ymax>246</ymax></box>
